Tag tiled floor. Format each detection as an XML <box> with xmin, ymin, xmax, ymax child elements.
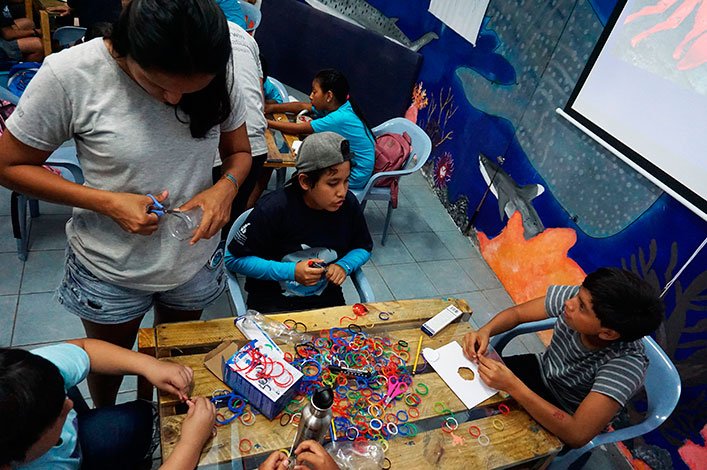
<box><xmin>0</xmin><ymin>169</ymin><xmax>621</xmax><ymax>468</ymax></box>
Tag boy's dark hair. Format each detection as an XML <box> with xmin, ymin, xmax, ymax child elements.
<box><xmin>85</xmin><ymin>21</ymin><xmax>113</xmax><ymax>41</ymax></box>
<box><xmin>313</xmin><ymin>69</ymin><xmax>373</xmax><ymax>140</ymax></box>
<box><xmin>582</xmin><ymin>268</ymin><xmax>664</xmax><ymax>342</ymax></box>
<box><xmin>0</xmin><ymin>348</ymin><xmax>66</xmax><ymax>466</ymax></box>
<box><xmin>110</xmin><ymin>0</ymin><xmax>232</xmax><ymax>139</ymax></box>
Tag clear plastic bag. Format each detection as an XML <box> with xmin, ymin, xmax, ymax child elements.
<box><xmin>238</xmin><ymin>309</ymin><xmax>314</xmax><ymax>346</ymax></box>
<box><xmin>324</xmin><ymin>440</ymin><xmax>385</xmax><ymax>470</ymax></box>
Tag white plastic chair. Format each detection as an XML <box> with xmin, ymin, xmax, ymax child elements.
<box><xmin>225</xmin><ymin>209</ymin><xmax>375</xmax><ymax>316</ymax></box>
<box><xmin>350</xmin><ymin>117</ymin><xmax>432</xmax><ymax>245</ymax></box>
<box><xmin>490</xmin><ymin>318</ymin><xmax>681</xmax><ymax>469</ymax></box>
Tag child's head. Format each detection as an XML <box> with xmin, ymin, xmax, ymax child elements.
<box><xmin>310</xmin><ymin>69</ymin><xmax>349</xmax><ymax>110</ymax></box>
<box><xmin>294</xmin><ymin>132</ymin><xmax>352</xmax><ymax>211</ymax></box>
<box><xmin>0</xmin><ymin>349</ymin><xmax>71</xmax><ymax>466</ymax></box>
<box><xmin>565</xmin><ymin>268</ymin><xmax>664</xmax><ymax>342</ymax></box>
<box><xmin>110</xmin><ymin>0</ymin><xmax>232</xmax><ymax>138</ymax></box>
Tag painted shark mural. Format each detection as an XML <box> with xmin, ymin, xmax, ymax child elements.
<box><xmin>304</xmin><ymin>0</ymin><xmax>438</xmax><ymax>51</ymax></box>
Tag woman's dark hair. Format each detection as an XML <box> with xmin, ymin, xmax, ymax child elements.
<box><xmin>259</xmin><ymin>53</ymin><xmax>269</xmax><ymax>80</ymax></box>
<box><xmin>582</xmin><ymin>268</ymin><xmax>664</xmax><ymax>342</ymax></box>
<box><xmin>0</xmin><ymin>348</ymin><xmax>66</xmax><ymax>466</ymax></box>
<box><xmin>314</xmin><ymin>69</ymin><xmax>373</xmax><ymax>140</ymax></box>
<box><xmin>110</xmin><ymin>0</ymin><xmax>232</xmax><ymax>138</ymax></box>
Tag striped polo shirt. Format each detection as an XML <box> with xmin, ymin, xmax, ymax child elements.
<box><xmin>540</xmin><ymin>285</ymin><xmax>648</xmax><ymax>412</ymax></box>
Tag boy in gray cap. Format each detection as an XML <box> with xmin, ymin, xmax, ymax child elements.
<box><xmin>225</xmin><ymin>132</ymin><xmax>373</xmax><ymax>313</ymax></box>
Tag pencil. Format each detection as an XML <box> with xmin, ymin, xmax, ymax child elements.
<box><xmin>412</xmin><ymin>334</ymin><xmax>423</xmax><ymax>375</ymax></box>
<box><xmin>331</xmin><ymin>418</ymin><xmax>337</xmax><ymax>441</ymax></box>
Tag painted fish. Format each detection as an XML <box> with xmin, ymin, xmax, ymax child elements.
<box><xmin>305</xmin><ymin>0</ymin><xmax>438</xmax><ymax>51</ymax></box>
<box><xmin>479</xmin><ymin>154</ymin><xmax>545</xmax><ymax>239</ymax></box>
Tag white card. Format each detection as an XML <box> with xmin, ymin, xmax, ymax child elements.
<box><xmin>423</xmin><ymin>341</ymin><xmax>498</xmax><ymax>409</ymax></box>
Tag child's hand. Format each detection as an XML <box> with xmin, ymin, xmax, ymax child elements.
<box><xmin>325</xmin><ymin>264</ymin><xmax>347</xmax><ymax>286</ymax></box>
<box><xmin>180</xmin><ymin>397</ymin><xmax>216</xmax><ymax>448</ymax></box>
<box><xmin>476</xmin><ymin>354</ymin><xmax>520</xmax><ymax>393</ymax></box>
<box><xmin>292</xmin><ymin>440</ymin><xmax>338</xmax><ymax>470</ymax></box>
<box><xmin>144</xmin><ymin>360</ymin><xmax>194</xmax><ymax>401</ymax></box>
<box><xmin>258</xmin><ymin>450</ymin><xmax>289</xmax><ymax>470</ymax></box>
<box><xmin>462</xmin><ymin>329</ymin><xmax>490</xmax><ymax>363</ymax></box>
<box><xmin>295</xmin><ymin>259</ymin><xmax>326</xmax><ymax>286</ymax></box>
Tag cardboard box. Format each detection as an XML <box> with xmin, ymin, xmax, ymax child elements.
<box><xmin>204</xmin><ymin>340</ymin><xmax>302</xmax><ymax>420</ymax></box>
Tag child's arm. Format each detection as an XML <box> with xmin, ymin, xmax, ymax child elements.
<box><xmin>66</xmin><ymin>338</ymin><xmax>193</xmax><ymax>401</ymax></box>
<box><xmin>267</xmin><ymin>119</ymin><xmax>314</xmax><ymax>135</ymax></box>
<box><xmin>476</xmin><ymin>354</ymin><xmax>621</xmax><ymax>448</ymax></box>
<box><xmin>264</xmin><ymin>101</ymin><xmax>311</xmax><ymax>115</ymax></box>
<box><xmin>226</xmin><ymin>253</ymin><xmax>327</xmax><ymax>287</ymax></box>
<box><xmin>463</xmin><ymin>297</ymin><xmax>548</xmax><ymax>361</ymax></box>
<box><xmin>326</xmin><ymin>248</ymin><xmax>371</xmax><ymax>286</ymax></box>
<box><xmin>160</xmin><ymin>397</ymin><xmax>216</xmax><ymax>470</ymax></box>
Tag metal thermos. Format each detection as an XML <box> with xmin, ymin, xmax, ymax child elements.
<box><xmin>290</xmin><ymin>387</ymin><xmax>334</xmax><ymax>454</ymax></box>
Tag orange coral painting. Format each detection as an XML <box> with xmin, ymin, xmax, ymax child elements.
<box><xmin>478</xmin><ymin>211</ymin><xmax>586</xmax><ymax>305</ymax></box>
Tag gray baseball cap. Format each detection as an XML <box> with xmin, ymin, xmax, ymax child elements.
<box><xmin>295</xmin><ymin>132</ymin><xmax>352</xmax><ymax>173</ymax></box>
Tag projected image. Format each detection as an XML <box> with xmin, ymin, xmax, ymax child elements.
<box><xmin>619</xmin><ymin>0</ymin><xmax>707</xmax><ymax>94</ymax></box>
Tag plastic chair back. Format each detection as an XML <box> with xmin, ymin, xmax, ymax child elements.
<box><xmin>239</xmin><ymin>0</ymin><xmax>262</xmax><ymax>33</ymax></box>
<box><xmin>53</xmin><ymin>26</ymin><xmax>87</xmax><ymax>50</ymax></box>
<box><xmin>267</xmin><ymin>77</ymin><xmax>289</xmax><ymax>103</ymax></box>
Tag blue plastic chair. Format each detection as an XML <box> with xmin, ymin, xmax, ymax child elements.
<box><xmin>52</xmin><ymin>26</ymin><xmax>86</xmax><ymax>50</ymax></box>
<box><xmin>1</xmin><ymin>86</ymin><xmax>84</xmax><ymax>261</ymax></box>
<box><xmin>239</xmin><ymin>0</ymin><xmax>262</xmax><ymax>33</ymax></box>
<box><xmin>267</xmin><ymin>77</ymin><xmax>290</xmax><ymax>103</ymax></box>
<box><xmin>350</xmin><ymin>118</ymin><xmax>432</xmax><ymax>245</ymax></box>
<box><xmin>489</xmin><ymin>318</ymin><xmax>681</xmax><ymax>469</ymax></box>
<box><xmin>225</xmin><ymin>209</ymin><xmax>375</xmax><ymax>316</ymax></box>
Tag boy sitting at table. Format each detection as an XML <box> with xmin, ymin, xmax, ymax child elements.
<box><xmin>0</xmin><ymin>339</ymin><xmax>216</xmax><ymax>469</ymax></box>
<box><xmin>225</xmin><ymin>132</ymin><xmax>373</xmax><ymax>314</ymax></box>
<box><xmin>462</xmin><ymin>267</ymin><xmax>664</xmax><ymax>448</ymax></box>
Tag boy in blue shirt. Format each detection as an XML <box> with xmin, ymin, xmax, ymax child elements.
<box><xmin>463</xmin><ymin>267</ymin><xmax>664</xmax><ymax>448</ymax></box>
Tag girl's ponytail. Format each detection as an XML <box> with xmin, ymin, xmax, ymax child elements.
<box><xmin>314</xmin><ymin>69</ymin><xmax>374</xmax><ymax>141</ymax></box>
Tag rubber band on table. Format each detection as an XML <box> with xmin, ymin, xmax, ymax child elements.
<box><xmin>415</xmin><ymin>383</ymin><xmax>429</xmax><ymax>396</ymax></box>
<box><xmin>346</xmin><ymin>427</ymin><xmax>359</xmax><ymax>440</ymax></box>
<box><xmin>279</xmin><ymin>413</ymin><xmax>292</xmax><ymax>426</ymax></box>
<box><xmin>405</xmin><ymin>393</ymin><xmax>421</xmax><ymax>407</ymax></box>
<box><xmin>346</xmin><ymin>323</ymin><xmax>362</xmax><ymax>334</ymax></box>
<box><xmin>493</xmin><ymin>419</ymin><xmax>505</xmax><ymax>431</ymax></box>
<box><xmin>369</xmin><ymin>404</ymin><xmax>383</xmax><ymax>417</ymax></box>
<box><xmin>272</xmin><ymin>370</ymin><xmax>295</xmax><ymax>388</ymax></box>
<box><xmin>468</xmin><ymin>425</ymin><xmax>482</xmax><ymax>438</ymax></box>
<box><xmin>443</xmin><ymin>416</ymin><xmax>459</xmax><ymax>432</ymax></box>
<box><xmin>478</xmin><ymin>434</ymin><xmax>490</xmax><ymax>446</ymax></box>
<box><xmin>215</xmin><ymin>412</ymin><xmax>237</xmax><ymax>426</ymax></box>
<box><xmin>386</xmin><ymin>422</ymin><xmax>399</xmax><ymax>435</ymax></box>
<box><xmin>370</xmin><ymin>418</ymin><xmax>383</xmax><ymax>431</ymax></box>
<box><xmin>396</xmin><ymin>410</ymin><xmax>409</xmax><ymax>422</ymax></box>
<box><xmin>294</xmin><ymin>321</ymin><xmax>307</xmax><ymax>333</ymax></box>
<box><xmin>378</xmin><ymin>311</ymin><xmax>391</xmax><ymax>321</ymax></box>
<box><xmin>283</xmin><ymin>319</ymin><xmax>297</xmax><ymax>330</ymax></box>
<box><xmin>382</xmin><ymin>457</ymin><xmax>392</xmax><ymax>470</ymax></box>
<box><xmin>407</xmin><ymin>407</ymin><xmax>420</xmax><ymax>419</ymax></box>
<box><xmin>291</xmin><ymin>413</ymin><xmax>301</xmax><ymax>426</ymax></box>
<box><xmin>239</xmin><ymin>411</ymin><xmax>255</xmax><ymax>426</ymax></box>
<box><xmin>498</xmin><ymin>403</ymin><xmax>510</xmax><ymax>415</ymax></box>
<box><xmin>239</xmin><ymin>438</ymin><xmax>253</xmax><ymax>454</ymax></box>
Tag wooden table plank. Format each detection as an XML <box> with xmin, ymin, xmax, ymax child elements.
<box><xmin>264</xmin><ymin>129</ymin><xmax>296</xmax><ymax>168</ymax></box>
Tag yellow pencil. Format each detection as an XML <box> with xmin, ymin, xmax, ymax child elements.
<box><xmin>412</xmin><ymin>334</ymin><xmax>423</xmax><ymax>375</ymax></box>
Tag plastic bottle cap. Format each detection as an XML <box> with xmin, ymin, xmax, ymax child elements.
<box><xmin>312</xmin><ymin>386</ymin><xmax>334</xmax><ymax>410</ymax></box>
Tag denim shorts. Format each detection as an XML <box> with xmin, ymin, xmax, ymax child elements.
<box><xmin>57</xmin><ymin>247</ymin><xmax>226</xmax><ymax>324</ymax></box>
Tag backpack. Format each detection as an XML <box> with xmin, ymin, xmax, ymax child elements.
<box><xmin>373</xmin><ymin>132</ymin><xmax>412</xmax><ymax>208</ymax></box>
<box><xmin>7</xmin><ymin>62</ymin><xmax>41</xmax><ymax>98</ymax></box>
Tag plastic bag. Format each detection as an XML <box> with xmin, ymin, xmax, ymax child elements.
<box><xmin>237</xmin><ymin>309</ymin><xmax>313</xmax><ymax>346</ymax></box>
<box><xmin>324</xmin><ymin>440</ymin><xmax>385</xmax><ymax>470</ymax></box>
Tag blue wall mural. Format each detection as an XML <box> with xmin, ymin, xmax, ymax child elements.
<box><xmin>344</xmin><ymin>0</ymin><xmax>706</xmax><ymax>467</ymax></box>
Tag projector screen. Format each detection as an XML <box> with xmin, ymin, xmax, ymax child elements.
<box><xmin>563</xmin><ymin>0</ymin><xmax>707</xmax><ymax>219</ymax></box>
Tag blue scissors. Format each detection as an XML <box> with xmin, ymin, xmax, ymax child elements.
<box><xmin>146</xmin><ymin>193</ymin><xmax>172</xmax><ymax>217</ymax></box>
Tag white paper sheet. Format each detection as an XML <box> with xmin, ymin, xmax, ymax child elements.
<box><xmin>428</xmin><ymin>0</ymin><xmax>490</xmax><ymax>46</ymax></box>
<box><xmin>423</xmin><ymin>341</ymin><xmax>497</xmax><ymax>409</ymax></box>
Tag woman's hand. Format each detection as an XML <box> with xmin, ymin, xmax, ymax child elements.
<box><xmin>462</xmin><ymin>329</ymin><xmax>491</xmax><ymax>363</ymax></box>
<box><xmin>292</xmin><ymin>441</ymin><xmax>338</xmax><ymax>470</ymax></box>
<box><xmin>325</xmin><ymin>264</ymin><xmax>347</xmax><ymax>286</ymax></box>
<box><xmin>107</xmin><ymin>190</ymin><xmax>167</xmax><ymax>235</ymax></box>
<box><xmin>179</xmin><ymin>182</ymin><xmax>237</xmax><ymax>245</ymax></box>
<box><xmin>294</xmin><ymin>259</ymin><xmax>326</xmax><ymax>286</ymax></box>
<box><xmin>180</xmin><ymin>397</ymin><xmax>217</xmax><ymax>449</ymax></box>
<box><xmin>143</xmin><ymin>359</ymin><xmax>194</xmax><ymax>401</ymax></box>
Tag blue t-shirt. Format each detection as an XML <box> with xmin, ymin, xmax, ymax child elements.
<box><xmin>263</xmin><ymin>78</ymin><xmax>284</xmax><ymax>103</ymax></box>
<box><xmin>215</xmin><ymin>0</ymin><xmax>246</xmax><ymax>29</ymax></box>
<box><xmin>18</xmin><ymin>344</ymin><xmax>90</xmax><ymax>470</ymax></box>
<box><xmin>310</xmin><ymin>101</ymin><xmax>375</xmax><ymax>189</ymax></box>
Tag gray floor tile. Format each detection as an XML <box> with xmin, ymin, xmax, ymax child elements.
<box><xmin>0</xmin><ymin>215</ymin><xmax>18</xmax><ymax>254</ymax></box>
<box><xmin>13</xmin><ymin>292</ymin><xmax>84</xmax><ymax>345</ymax></box>
<box><xmin>20</xmin><ymin>249</ymin><xmax>65</xmax><ymax>294</ymax></box>
<box><xmin>483</xmin><ymin>287</ymin><xmax>515</xmax><ymax>312</ymax></box>
<box><xmin>388</xmin><ymin>206</ymin><xmax>431</xmax><ymax>233</ymax></box>
<box><xmin>376</xmin><ymin>263</ymin><xmax>438</xmax><ymax>300</ymax></box>
<box><xmin>452</xmin><ymin>291</ymin><xmax>496</xmax><ymax>325</ymax></box>
<box><xmin>401</xmin><ymin>171</ymin><xmax>429</xmax><ymax>186</ymax></box>
<box><xmin>435</xmin><ymin>230</ymin><xmax>476</xmax><ymax>259</ymax></box>
<box><xmin>0</xmin><ymin>295</ymin><xmax>17</xmax><ymax>346</ymax></box>
<box><xmin>362</xmin><ymin>203</ymin><xmax>386</xmax><ymax>235</ymax></box>
<box><xmin>398</xmin><ymin>232</ymin><xmax>454</xmax><ymax>262</ymax></box>
<box><xmin>457</xmin><ymin>256</ymin><xmax>502</xmax><ymax>290</ymax></box>
<box><xmin>0</xmin><ymin>252</ymin><xmax>24</xmax><ymax>296</ymax></box>
<box><xmin>342</xmin><ymin>277</ymin><xmax>358</xmax><ymax>304</ymax></box>
<box><xmin>0</xmin><ymin>187</ymin><xmax>10</xmax><ymax>216</ymax></box>
<box><xmin>420</xmin><ymin>207</ymin><xmax>460</xmax><ymax>233</ymax></box>
<box><xmin>418</xmin><ymin>260</ymin><xmax>477</xmax><ymax>296</ymax></box>
<box><xmin>400</xmin><ymin>184</ymin><xmax>443</xmax><ymax>207</ymax></box>
<box><xmin>360</xmin><ymin>264</ymin><xmax>394</xmax><ymax>302</ymax></box>
<box><xmin>28</xmin><ymin>214</ymin><xmax>70</xmax><ymax>251</ymax></box>
<box><xmin>369</xmin><ymin>233</ymin><xmax>414</xmax><ymax>266</ymax></box>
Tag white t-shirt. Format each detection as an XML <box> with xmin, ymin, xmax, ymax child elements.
<box><xmin>7</xmin><ymin>39</ymin><xmax>246</xmax><ymax>290</ymax></box>
<box><xmin>227</xmin><ymin>22</ymin><xmax>267</xmax><ymax>157</ymax></box>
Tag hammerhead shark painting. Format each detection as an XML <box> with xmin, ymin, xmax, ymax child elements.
<box><xmin>479</xmin><ymin>154</ymin><xmax>545</xmax><ymax>240</ymax></box>
<box><xmin>305</xmin><ymin>0</ymin><xmax>438</xmax><ymax>51</ymax></box>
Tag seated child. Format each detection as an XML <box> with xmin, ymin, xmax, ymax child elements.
<box><xmin>264</xmin><ymin>69</ymin><xmax>375</xmax><ymax>190</ymax></box>
<box><xmin>0</xmin><ymin>338</ymin><xmax>216</xmax><ymax>469</ymax></box>
<box><xmin>225</xmin><ymin>132</ymin><xmax>373</xmax><ymax>314</ymax></box>
<box><xmin>462</xmin><ymin>267</ymin><xmax>664</xmax><ymax>448</ymax></box>
<box><xmin>0</xmin><ymin>6</ymin><xmax>42</xmax><ymax>63</ymax></box>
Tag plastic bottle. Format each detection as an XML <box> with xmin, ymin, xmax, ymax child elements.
<box><xmin>165</xmin><ymin>207</ymin><xmax>202</xmax><ymax>241</ymax></box>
